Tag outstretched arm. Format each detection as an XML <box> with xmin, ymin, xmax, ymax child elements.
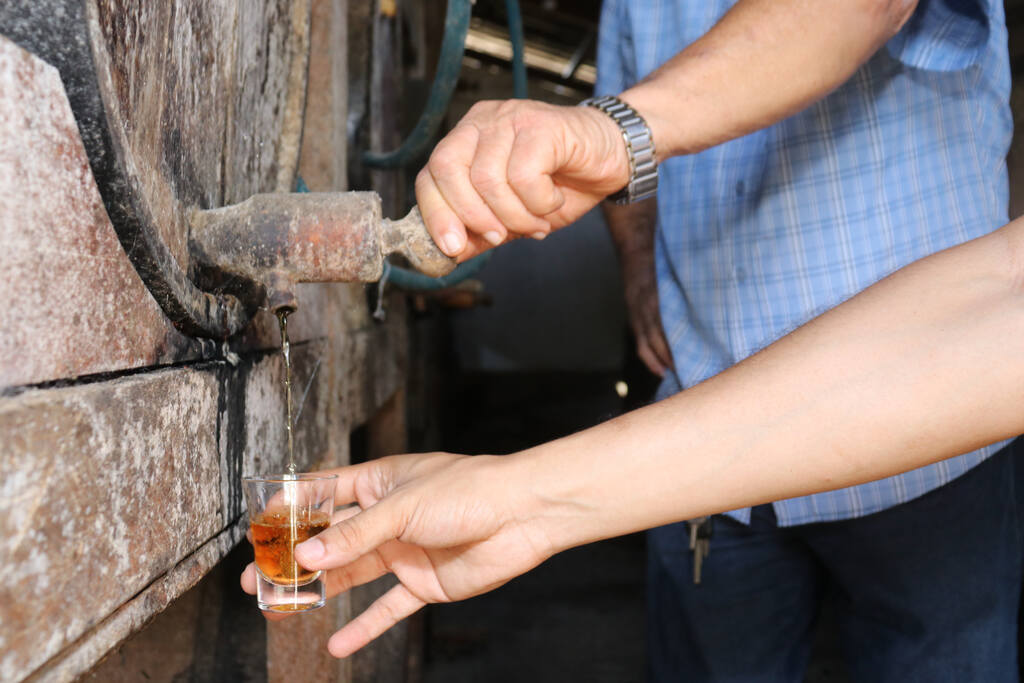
<box><xmin>244</xmin><ymin>213</ymin><xmax>1024</xmax><ymax>657</ymax></box>
<box><xmin>526</xmin><ymin>218</ymin><xmax>1024</xmax><ymax>549</ymax></box>
<box><xmin>418</xmin><ymin>0</ymin><xmax>919</xmax><ymax>259</ymax></box>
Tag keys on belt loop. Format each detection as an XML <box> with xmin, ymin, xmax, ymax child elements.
<box><xmin>687</xmin><ymin>516</ymin><xmax>713</xmax><ymax>585</ymax></box>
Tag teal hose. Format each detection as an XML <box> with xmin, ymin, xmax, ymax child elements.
<box><xmin>358</xmin><ymin>0</ymin><xmax>528</xmax><ymax>291</ymax></box>
<box><xmin>387</xmin><ymin>0</ymin><xmax>527</xmax><ymax>291</ymax></box>
<box><xmin>361</xmin><ymin>0</ymin><xmax>472</xmax><ymax>168</ymax></box>
<box><xmin>505</xmin><ymin>0</ymin><xmax>528</xmax><ymax>100</ymax></box>
<box><xmin>386</xmin><ymin>252</ymin><xmax>492</xmax><ymax>290</ymax></box>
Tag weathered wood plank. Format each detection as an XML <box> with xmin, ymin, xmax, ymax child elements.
<box><xmin>0</xmin><ymin>368</ymin><xmax>223</xmax><ymax>681</ymax></box>
<box><xmin>27</xmin><ymin>521</ymin><xmax>249</xmax><ymax>683</ymax></box>
<box><xmin>90</xmin><ymin>0</ymin><xmax>309</xmax><ymax>260</ymax></box>
<box><xmin>0</xmin><ymin>310</ymin><xmax>407</xmax><ymax>682</ymax></box>
<box><xmin>0</xmin><ymin>30</ymin><xmax>336</xmax><ymax>389</ymax></box>
<box><xmin>267</xmin><ymin>600</ymin><xmax>348</xmax><ymax>683</ymax></box>
<box><xmin>227</xmin><ymin>0</ymin><xmax>310</xmax><ymax>202</ymax></box>
<box><xmin>299</xmin><ymin>0</ymin><xmax>349</xmax><ymax>192</ymax></box>
<box><xmin>0</xmin><ymin>36</ymin><xmax>204</xmax><ymax>389</ymax></box>
<box><xmin>349</xmin><ymin>388</ymin><xmax>414</xmax><ymax>683</ymax></box>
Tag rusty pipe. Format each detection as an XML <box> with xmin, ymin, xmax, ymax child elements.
<box><xmin>188</xmin><ymin>192</ymin><xmax>456</xmax><ymax>315</ymax></box>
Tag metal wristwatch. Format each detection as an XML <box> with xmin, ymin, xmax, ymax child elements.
<box><xmin>579</xmin><ymin>94</ymin><xmax>658</xmax><ymax>205</ymax></box>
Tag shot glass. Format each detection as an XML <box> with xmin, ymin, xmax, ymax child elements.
<box><xmin>243</xmin><ymin>473</ymin><xmax>337</xmax><ymax>613</ymax></box>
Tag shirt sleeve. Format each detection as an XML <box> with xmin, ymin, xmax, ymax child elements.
<box><xmin>885</xmin><ymin>0</ymin><xmax>996</xmax><ymax>71</ymax></box>
<box><xmin>595</xmin><ymin>0</ymin><xmax>636</xmax><ymax>96</ymax></box>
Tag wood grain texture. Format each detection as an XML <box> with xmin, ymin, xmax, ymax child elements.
<box><xmin>0</xmin><ymin>36</ymin><xmax>204</xmax><ymax>389</ymax></box>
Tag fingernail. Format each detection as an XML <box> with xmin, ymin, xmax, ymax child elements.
<box><xmin>295</xmin><ymin>538</ymin><xmax>325</xmax><ymax>564</ymax></box>
<box><xmin>531</xmin><ymin>231</ymin><xmax>547</xmax><ymax>241</ymax></box>
<box><xmin>483</xmin><ymin>231</ymin><xmax>503</xmax><ymax>246</ymax></box>
<box><xmin>441</xmin><ymin>232</ymin><xmax>464</xmax><ymax>255</ymax></box>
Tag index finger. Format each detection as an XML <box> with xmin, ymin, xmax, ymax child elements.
<box><xmin>295</xmin><ymin>500</ymin><xmax>405</xmax><ymax>570</ymax></box>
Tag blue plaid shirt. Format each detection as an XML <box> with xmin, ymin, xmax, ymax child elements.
<box><xmin>596</xmin><ymin>0</ymin><xmax>1014</xmax><ymax>525</ymax></box>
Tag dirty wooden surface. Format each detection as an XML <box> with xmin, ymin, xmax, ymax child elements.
<box><xmin>267</xmin><ymin>600</ymin><xmax>348</xmax><ymax>682</ymax></box>
<box><xmin>78</xmin><ymin>543</ymin><xmax>266</xmax><ymax>683</ymax></box>
<box><xmin>350</xmin><ymin>388</ymin><xmax>418</xmax><ymax>683</ymax></box>
<box><xmin>2</xmin><ymin>0</ymin><xmax>312</xmax><ymax>339</ymax></box>
<box><xmin>87</xmin><ymin>0</ymin><xmax>311</xmax><ymax>332</ymax></box>
<box><xmin>0</xmin><ymin>368</ymin><xmax>222</xmax><ymax>681</ymax></box>
<box><xmin>1</xmin><ymin>317</ymin><xmax>408</xmax><ymax>682</ymax></box>
<box><xmin>0</xmin><ymin>36</ymin><xmax>204</xmax><ymax>389</ymax></box>
<box><xmin>30</xmin><ymin>523</ymin><xmax>249</xmax><ymax>683</ymax></box>
<box><xmin>0</xmin><ymin>33</ymin><xmax>338</xmax><ymax>391</ymax></box>
<box><xmin>1</xmin><ymin>0</ymin><xmax>422</xmax><ymax>679</ymax></box>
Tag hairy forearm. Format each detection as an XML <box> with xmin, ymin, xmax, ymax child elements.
<box><xmin>621</xmin><ymin>0</ymin><xmax>917</xmax><ymax>157</ymax></box>
<box><xmin>517</xmin><ymin>217</ymin><xmax>1024</xmax><ymax>552</ymax></box>
<box><xmin>602</xmin><ymin>199</ymin><xmax>657</xmax><ymax>273</ymax></box>
<box><xmin>602</xmin><ymin>198</ymin><xmax>674</xmax><ymax>375</ymax></box>
<box><xmin>603</xmin><ymin>199</ymin><xmax>659</xmax><ymax>314</ymax></box>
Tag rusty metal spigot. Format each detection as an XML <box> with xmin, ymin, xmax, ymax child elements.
<box><xmin>188</xmin><ymin>192</ymin><xmax>456</xmax><ymax>316</ymax></box>
<box><xmin>264</xmin><ymin>270</ymin><xmax>299</xmax><ymax>315</ymax></box>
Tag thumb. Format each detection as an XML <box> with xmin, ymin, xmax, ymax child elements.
<box><xmin>295</xmin><ymin>501</ymin><xmax>404</xmax><ymax>570</ymax></box>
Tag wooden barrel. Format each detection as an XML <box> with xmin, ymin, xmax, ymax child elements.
<box><xmin>0</xmin><ymin>0</ymin><xmax>310</xmax><ymax>337</ymax></box>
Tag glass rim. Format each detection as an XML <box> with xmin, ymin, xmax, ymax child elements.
<box><xmin>242</xmin><ymin>473</ymin><xmax>339</xmax><ymax>483</ymax></box>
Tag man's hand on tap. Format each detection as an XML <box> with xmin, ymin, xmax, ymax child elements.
<box><xmin>416</xmin><ymin>0</ymin><xmax>922</xmax><ymax>262</ymax></box>
<box><xmin>416</xmin><ymin>99</ymin><xmax>630</xmax><ymax>261</ymax></box>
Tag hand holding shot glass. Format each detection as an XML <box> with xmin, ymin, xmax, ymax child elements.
<box><xmin>243</xmin><ymin>473</ymin><xmax>337</xmax><ymax>613</ymax></box>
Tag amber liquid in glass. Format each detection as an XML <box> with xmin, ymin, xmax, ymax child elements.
<box><xmin>251</xmin><ymin>508</ymin><xmax>330</xmax><ymax>585</ymax></box>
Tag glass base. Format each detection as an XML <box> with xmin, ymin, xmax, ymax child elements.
<box><xmin>256</xmin><ymin>572</ymin><xmax>326</xmax><ymax>613</ymax></box>
<box><xmin>258</xmin><ymin>598</ymin><xmax>326</xmax><ymax>613</ymax></box>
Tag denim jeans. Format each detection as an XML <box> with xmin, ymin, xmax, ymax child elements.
<box><xmin>647</xmin><ymin>440</ymin><xmax>1023</xmax><ymax>683</ymax></box>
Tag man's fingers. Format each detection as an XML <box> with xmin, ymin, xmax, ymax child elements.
<box><xmin>332</xmin><ymin>504</ymin><xmax>362</xmax><ymax>524</ymax></box>
<box><xmin>295</xmin><ymin>502</ymin><xmax>402</xmax><ymax>570</ymax></box>
<box><xmin>460</xmin><ymin>233</ymin><xmax>497</xmax><ymax>261</ymax></box>
<box><xmin>415</xmin><ymin>169</ymin><xmax>469</xmax><ymax>257</ymax></box>
<box><xmin>430</xmin><ymin>167</ymin><xmax>509</xmax><ymax>247</ymax></box>
<box><xmin>327</xmin><ymin>583</ymin><xmax>426</xmax><ymax>658</ymax></box>
<box><xmin>640</xmin><ymin>302</ymin><xmax>674</xmax><ymax>372</ymax></box>
<box><xmin>412</xmin><ymin>171</ymin><xmax>498</xmax><ymax>263</ymax></box>
<box><xmin>507</xmin><ymin>126</ymin><xmax>566</xmax><ymax>220</ymax></box>
<box><xmin>470</xmin><ymin>126</ymin><xmax>551</xmax><ymax>236</ymax></box>
<box><xmin>421</xmin><ymin>124</ymin><xmax>511</xmax><ymax>249</ymax></box>
<box><xmin>625</xmin><ymin>289</ymin><xmax>673</xmax><ymax>377</ymax></box>
<box><xmin>649</xmin><ymin>326</ymin><xmax>675</xmax><ymax>372</ymax></box>
<box><xmin>301</xmin><ymin>460</ymin><xmax>392</xmax><ymax>510</ymax></box>
<box><xmin>637</xmin><ymin>340</ymin><xmax>668</xmax><ymax>378</ymax></box>
<box><xmin>262</xmin><ymin>612</ymin><xmax>291</xmax><ymax>622</ymax></box>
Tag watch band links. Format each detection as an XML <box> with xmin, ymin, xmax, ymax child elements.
<box><xmin>579</xmin><ymin>94</ymin><xmax>658</xmax><ymax>205</ymax></box>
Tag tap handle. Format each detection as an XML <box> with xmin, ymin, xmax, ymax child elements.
<box><xmin>380</xmin><ymin>206</ymin><xmax>458</xmax><ymax>278</ymax></box>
